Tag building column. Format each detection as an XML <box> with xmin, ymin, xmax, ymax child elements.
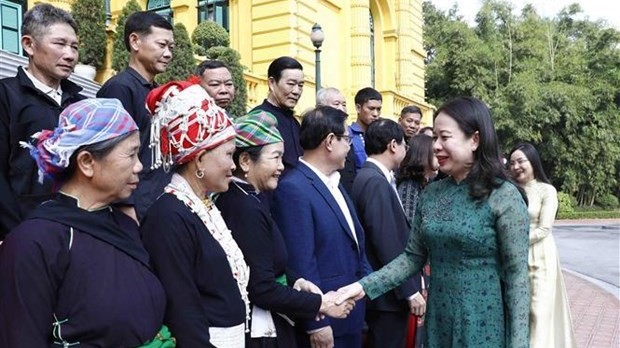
<box><xmin>395</xmin><ymin>0</ymin><xmax>415</xmax><ymax>94</ymax></box>
<box><xmin>350</xmin><ymin>0</ymin><xmax>371</xmax><ymax>94</ymax></box>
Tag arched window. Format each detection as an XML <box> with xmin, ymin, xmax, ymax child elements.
<box><xmin>147</xmin><ymin>0</ymin><xmax>172</xmax><ymax>23</ymax></box>
<box><xmin>369</xmin><ymin>10</ymin><xmax>375</xmax><ymax>88</ymax></box>
<box><xmin>0</xmin><ymin>0</ymin><xmax>22</xmax><ymax>54</ymax></box>
<box><xmin>197</xmin><ymin>0</ymin><xmax>229</xmax><ymax>31</ymax></box>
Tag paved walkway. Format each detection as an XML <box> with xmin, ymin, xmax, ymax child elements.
<box><xmin>565</xmin><ymin>270</ymin><xmax>620</xmax><ymax>347</ymax></box>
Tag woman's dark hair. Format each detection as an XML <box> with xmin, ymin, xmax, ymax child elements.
<box><xmin>508</xmin><ymin>142</ymin><xmax>550</xmax><ymax>184</ymax></box>
<box><xmin>232</xmin><ymin>145</ymin><xmax>262</xmax><ymax>170</ymax></box>
<box><xmin>435</xmin><ymin>97</ymin><xmax>508</xmax><ymax>201</ymax></box>
<box><xmin>55</xmin><ymin>130</ymin><xmax>138</xmax><ymax>183</ymax></box>
<box><xmin>397</xmin><ymin>134</ymin><xmax>434</xmax><ymax>185</ymax></box>
<box><xmin>300</xmin><ymin>106</ymin><xmax>347</xmax><ymax>150</ymax></box>
<box><xmin>267</xmin><ymin>56</ymin><xmax>303</xmax><ymax>82</ymax></box>
<box><xmin>418</xmin><ymin>126</ymin><xmax>434</xmax><ymax>135</ymax></box>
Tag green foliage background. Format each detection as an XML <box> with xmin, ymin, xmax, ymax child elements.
<box><xmin>111</xmin><ymin>0</ymin><xmax>142</xmax><ymax>72</ymax></box>
<box><xmin>71</xmin><ymin>0</ymin><xmax>107</xmax><ymax>68</ymax></box>
<box><xmin>192</xmin><ymin>21</ymin><xmax>247</xmax><ymax>118</ymax></box>
<box><xmin>423</xmin><ymin>1</ymin><xmax>620</xmax><ymax>207</ymax></box>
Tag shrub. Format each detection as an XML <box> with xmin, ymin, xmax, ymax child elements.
<box><xmin>156</xmin><ymin>23</ymin><xmax>195</xmax><ymax>84</ymax></box>
<box><xmin>71</xmin><ymin>0</ymin><xmax>107</xmax><ymax>68</ymax></box>
<box><xmin>595</xmin><ymin>193</ymin><xmax>619</xmax><ymax>210</ymax></box>
<box><xmin>557</xmin><ymin>191</ymin><xmax>575</xmax><ymax>214</ymax></box>
<box><xmin>111</xmin><ymin>0</ymin><xmax>142</xmax><ymax>72</ymax></box>
<box><xmin>557</xmin><ymin>210</ymin><xmax>620</xmax><ymax>220</ymax></box>
<box><xmin>192</xmin><ymin>21</ymin><xmax>230</xmax><ymax>55</ymax></box>
<box><xmin>204</xmin><ymin>46</ymin><xmax>247</xmax><ymax>118</ymax></box>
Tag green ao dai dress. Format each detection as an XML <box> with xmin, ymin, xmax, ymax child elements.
<box><xmin>359</xmin><ymin>178</ymin><xmax>530</xmax><ymax>348</ymax></box>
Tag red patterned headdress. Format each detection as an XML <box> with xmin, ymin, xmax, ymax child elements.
<box><xmin>146</xmin><ymin>81</ymin><xmax>236</xmax><ymax>171</ymax></box>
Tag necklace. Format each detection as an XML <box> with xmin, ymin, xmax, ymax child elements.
<box><xmin>165</xmin><ymin>173</ymin><xmax>251</xmax><ymax>331</ymax></box>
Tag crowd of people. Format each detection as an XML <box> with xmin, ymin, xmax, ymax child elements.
<box><xmin>0</xmin><ymin>4</ymin><xmax>577</xmax><ymax>348</ymax></box>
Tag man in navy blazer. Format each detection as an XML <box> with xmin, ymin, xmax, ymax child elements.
<box><xmin>272</xmin><ymin>106</ymin><xmax>372</xmax><ymax>348</ymax></box>
<box><xmin>351</xmin><ymin>119</ymin><xmax>425</xmax><ymax>348</ymax></box>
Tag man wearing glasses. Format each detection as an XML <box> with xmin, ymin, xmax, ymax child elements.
<box><xmin>272</xmin><ymin>106</ymin><xmax>371</xmax><ymax>348</ymax></box>
<box><xmin>350</xmin><ymin>119</ymin><xmax>425</xmax><ymax>348</ymax></box>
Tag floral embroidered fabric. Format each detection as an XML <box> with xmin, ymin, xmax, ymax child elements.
<box><xmin>360</xmin><ymin>178</ymin><xmax>530</xmax><ymax>347</ymax></box>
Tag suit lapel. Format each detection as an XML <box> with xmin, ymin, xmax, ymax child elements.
<box><xmin>297</xmin><ymin>163</ymin><xmax>359</xmax><ymax>244</ymax></box>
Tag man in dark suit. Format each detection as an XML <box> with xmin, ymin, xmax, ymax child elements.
<box><xmin>351</xmin><ymin>118</ymin><xmax>425</xmax><ymax>348</ymax></box>
<box><xmin>272</xmin><ymin>106</ymin><xmax>372</xmax><ymax>348</ymax></box>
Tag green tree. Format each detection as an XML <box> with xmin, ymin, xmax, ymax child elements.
<box><xmin>71</xmin><ymin>0</ymin><xmax>107</xmax><ymax>68</ymax></box>
<box><xmin>111</xmin><ymin>0</ymin><xmax>142</xmax><ymax>72</ymax></box>
<box><xmin>423</xmin><ymin>0</ymin><xmax>620</xmax><ymax>206</ymax></box>
<box><xmin>156</xmin><ymin>23</ymin><xmax>195</xmax><ymax>84</ymax></box>
<box><xmin>191</xmin><ymin>21</ymin><xmax>230</xmax><ymax>56</ymax></box>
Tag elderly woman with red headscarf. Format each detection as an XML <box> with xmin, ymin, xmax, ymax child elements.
<box><xmin>140</xmin><ymin>81</ymin><xmax>249</xmax><ymax>348</ymax></box>
<box><xmin>0</xmin><ymin>99</ymin><xmax>171</xmax><ymax>347</ymax></box>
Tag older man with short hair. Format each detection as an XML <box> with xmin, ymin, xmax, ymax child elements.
<box><xmin>0</xmin><ymin>3</ymin><xmax>85</xmax><ymax>239</ymax></box>
<box><xmin>196</xmin><ymin>59</ymin><xmax>235</xmax><ymax>110</ymax></box>
<box><xmin>316</xmin><ymin>87</ymin><xmax>347</xmax><ymax>113</ymax></box>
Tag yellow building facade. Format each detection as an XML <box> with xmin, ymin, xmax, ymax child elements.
<box><xmin>23</xmin><ymin>0</ymin><xmax>432</xmax><ymax>123</ymax></box>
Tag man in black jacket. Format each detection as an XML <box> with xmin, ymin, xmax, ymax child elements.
<box><xmin>97</xmin><ymin>11</ymin><xmax>174</xmax><ymax>222</ymax></box>
<box><xmin>0</xmin><ymin>4</ymin><xmax>85</xmax><ymax>239</ymax></box>
<box><xmin>250</xmin><ymin>56</ymin><xmax>305</xmax><ymax>174</ymax></box>
<box><xmin>350</xmin><ymin>119</ymin><xmax>425</xmax><ymax>348</ymax></box>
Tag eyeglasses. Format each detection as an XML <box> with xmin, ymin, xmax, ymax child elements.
<box><xmin>334</xmin><ymin>134</ymin><xmax>352</xmax><ymax>145</ymax></box>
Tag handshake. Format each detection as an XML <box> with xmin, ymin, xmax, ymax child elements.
<box><xmin>293</xmin><ymin>278</ymin><xmax>363</xmax><ymax>320</ymax></box>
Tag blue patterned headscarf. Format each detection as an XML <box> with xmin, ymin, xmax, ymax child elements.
<box><xmin>20</xmin><ymin>98</ymin><xmax>138</xmax><ymax>183</ymax></box>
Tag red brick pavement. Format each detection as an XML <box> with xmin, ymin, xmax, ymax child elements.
<box><xmin>564</xmin><ymin>271</ymin><xmax>620</xmax><ymax>348</ymax></box>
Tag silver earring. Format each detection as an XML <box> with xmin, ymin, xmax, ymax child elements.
<box><xmin>196</xmin><ymin>169</ymin><xmax>204</xmax><ymax>179</ymax></box>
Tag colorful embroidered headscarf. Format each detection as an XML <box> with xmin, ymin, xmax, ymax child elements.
<box><xmin>20</xmin><ymin>98</ymin><xmax>138</xmax><ymax>183</ymax></box>
<box><xmin>234</xmin><ymin>110</ymin><xmax>283</xmax><ymax>148</ymax></box>
<box><xmin>146</xmin><ymin>81</ymin><xmax>236</xmax><ymax>171</ymax></box>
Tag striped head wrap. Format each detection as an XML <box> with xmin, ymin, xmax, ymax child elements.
<box><xmin>234</xmin><ymin>110</ymin><xmax>283</xmax><ymax>148</ymax></box>
<box><xmin>20</xmin><ymin>98</ymin><xmax>138</xmax><ymax>183</ymax></box>
<box><xmin>146</xmin><ymin>81</ymin><xmax>235</xmax><ymax>171</ymax></box>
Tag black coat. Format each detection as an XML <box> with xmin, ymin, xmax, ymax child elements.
<box><xmin>96</xmin><ymin>68</ymin><xmax>172</xmax><ymax>220</ymax></box>
<box><xmin>0</xmin><ymin>67</ymin><xmax>85</xmax><ymax>238</ymax></box>
<box><xmin>351</xmin><ymin>161</ymin><xmax>421</xmax><ymax>312</ymax></box>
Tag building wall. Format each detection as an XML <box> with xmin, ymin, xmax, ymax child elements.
<box><xmin>25</xmin><ymin>0</ymin><xmax>433</xmax><ymax>124</ymax></box>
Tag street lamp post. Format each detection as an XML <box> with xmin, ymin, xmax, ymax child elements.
<box><xmin>310</xmin><ymin>23</ymin><xmax>325</xmax><ymax>95</ymax></box>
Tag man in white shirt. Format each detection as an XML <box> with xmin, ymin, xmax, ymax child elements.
<box><xmin>272</xmin><ymin>106</ymin><xmax>372</xmax><ymax>348</ymax></box>
<box><xmin>350</xmin><ymin>118</ymin><xmax>426</xmax><ymax>348</ymax></box>
<box><xmin>0</xmin><ymin>4</ymin><xmax>85</xmax><ymax>239</ymax></box>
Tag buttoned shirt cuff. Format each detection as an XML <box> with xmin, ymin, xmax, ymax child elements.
<box><xmin>408</xmin><ymin>291</ymin><xmax>422</xmax><ymax>301</ymax></box>
<box><xmin>307</xmin><ymin>326</ymin><xmax>329</xmax><ymax>334</ymax></box>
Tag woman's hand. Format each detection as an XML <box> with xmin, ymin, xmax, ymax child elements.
<box><xmin>335</xmin><ymin>282</ymin><xmax>365</xmax><ymax>304</ymax></box>
<box><xmin>319</xmin><ymin>291</ymin><xmax>356</xmax><ymax>319</ymax></box>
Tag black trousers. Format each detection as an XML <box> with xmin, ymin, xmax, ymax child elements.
<box><xmin>365</xmin><ymin>310</ymin><xmax>409</xmax><ymax>348</ymax></box>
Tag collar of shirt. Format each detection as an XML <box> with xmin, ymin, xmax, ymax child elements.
<box><xmin>349</xmin><ymin>122</ymin><xmax>364</xmax><ymax>134</ymax></box>
<box><xmin>126</xmin><ymin>66</ymin><xmax>157</xmax><ymax>88</ymax></box>
<box><xmin>366</xmin><ymin>158</ymin><xmax>394</xmax><ymax>183</ymax></box>
<box><xmin>299</xmin><ymin>158</ymin><xmax>341</xmax><ymax>190</ymax></box>
<box><xmin>23</xmin><ymin>68</ymin><xmax>63</xmax><ymax>102</ymax></box>
<box><xmin>261</xmin><ymin>99</ymin><xmax>295</xmax><ymax>118</ymax></box>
